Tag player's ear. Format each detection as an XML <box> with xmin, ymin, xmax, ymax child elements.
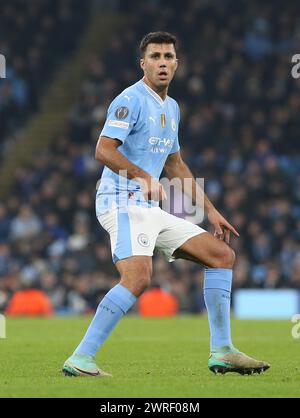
<box><xmin>140</xmin><ymin>58</ymin><xmax>145</xmax><ymax>71</ymax></box>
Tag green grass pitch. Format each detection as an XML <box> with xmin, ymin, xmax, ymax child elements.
<box><xmin>0</xmin><ymin>316</ymin><xmax>299</xmax><ymax>398</ymax></box>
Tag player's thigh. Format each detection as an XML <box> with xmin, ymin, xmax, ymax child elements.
<box><xmin>97</xmin><ymin>205</ymin><xmax>160</xmax><ymax>263</ymax></box>
<box><xmin>155</xmin><ymin>210</ymin><xmax>205</xmax><ymax>262</ymax></box>
<box><xmin>173</xmin><ymin>232</ymin><xmax>235</xmax><ymax>268</ymax></box>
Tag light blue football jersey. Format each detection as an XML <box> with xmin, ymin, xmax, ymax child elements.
<box><xmin>96</xmin><ymin>79</ymin><xmax>180</xmax><ymax>214</ymax></box>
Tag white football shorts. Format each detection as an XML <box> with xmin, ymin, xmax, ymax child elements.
<box><xmin>97</xmin><ymin>203</ymin><xmax>206</xmax><ymax>263</ymax></box>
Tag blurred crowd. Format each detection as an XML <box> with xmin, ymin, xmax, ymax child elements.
<box><xmin>1</xmin><ymin>0</ymin><xmax>300</xmax><ymax>314</ymax></box>
<box><xmin>0</xmin><ymin>0</ymin><xmax>89</xmax><ymax>156</ymax></box>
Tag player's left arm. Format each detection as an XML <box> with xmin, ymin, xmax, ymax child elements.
<box><xmin>164</xmin><ymin>151</ymin><xmax>239</xmax><ymax>243</ymax></box>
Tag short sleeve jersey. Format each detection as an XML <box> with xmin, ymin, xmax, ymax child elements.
<box><xmin>97</xmin><ymin>79</ymin><xmax>180</xmax><ymax>213</ymax></box>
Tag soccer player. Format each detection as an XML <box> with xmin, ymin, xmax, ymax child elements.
<box><xmin>63</xmin><ymin>32</ymin><xmax>270</xmax><ymax>376</ymax></box>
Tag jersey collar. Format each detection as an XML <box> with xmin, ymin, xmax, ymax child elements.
<box><xmin>141</xmin><ymin>78</ymin><xmax>166</xmax><ymax>106</ymax></box>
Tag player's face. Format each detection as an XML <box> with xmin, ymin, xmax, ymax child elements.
<box><xmin>140</xmin><ymin>43</ymin><xmax>178</xmax><ymax>91</ymax></box>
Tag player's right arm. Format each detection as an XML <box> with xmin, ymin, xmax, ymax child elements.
<box><xmin>96</xmin><ymin>136</ymin><xmax>165</xmax><ymax>201</ymax></box>
<box><xmin>96</xmin><ymin>93</ymin><xmax>165</xmax><ymax>201</ymax></box>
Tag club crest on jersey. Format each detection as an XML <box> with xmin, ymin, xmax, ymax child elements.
<box><xmin>137</xmin><ymin>233</ymin><xmax>150</xmax><ymax>247</ymax></box>
<box><xmin>160</xmin><ymin>113</ymin><xmax>166</xmax><ymax>128</ymax></box>
<box><xmin>115</xmin><ymin>106</ymin><xmax>129</xmax><ymax>119</ymax></box>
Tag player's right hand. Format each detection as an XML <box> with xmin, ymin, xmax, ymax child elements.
<box><xmin>138</xmin><ymin>177</ymin><xmax>167</xmax><ymax>202</ymax></box>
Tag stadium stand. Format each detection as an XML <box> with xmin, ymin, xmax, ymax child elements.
<box><xmin>0</xmin><ymin>0</ymin><xmax>300</xmax><ymax>314</ymax></box>
<box><xmin>0</xmin><ymin>0</ymin><xmax>90</xmax><ymax>156</ymax></box>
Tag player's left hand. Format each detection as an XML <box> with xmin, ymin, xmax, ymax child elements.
<box><xmin>207</xmin><ymin>208</ymin><xmax>239</xmax><ymax>244</ymax></box>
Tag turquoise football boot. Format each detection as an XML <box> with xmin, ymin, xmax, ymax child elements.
<box><xmin>208</xmin><ymin>346</ymin><xmax>270</xmax><ymax>375</ymax></box>
<box><xmin>62</xmin><ymin>353</ymin><xmax>112</xmax><ymax>377</ymax></box>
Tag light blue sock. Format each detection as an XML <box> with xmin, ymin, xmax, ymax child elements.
<box><xmin>75</xmin><ymin>284</ymin><xmax>137</xmax><ymax>357</ymax></box>
<box><xmin>203</xmin><ymin>268</ymin><xmax>233</xmax><ymax>352</ymax></box>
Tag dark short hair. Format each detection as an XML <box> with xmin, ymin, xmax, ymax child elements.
<box><xmin>140</xmin><ymin>31</ymin><xmax>177</xmax><ymax>57</ymax></box>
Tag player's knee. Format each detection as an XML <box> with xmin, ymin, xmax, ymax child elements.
<box><xmin>228</xmin><ymin>247</ymin><xmax>236</xmax><ymax>267</ymax></box>
<box><xmin>139</xmin><ymin>274</ymin><xmax>152</xmax><ymax>291</ymax></box>
<box><xmin>120</xmin><ymin>266</ymin><xmax>152</xmax><ymax>296</ymax></box>
<box><xmin>120</xmin><ymin>274</ymin><xmax>151</xmax><ymax>296</ymax></box>
<box><xmin>214</xmin><ymin>245</ymin><xmax>236</xmax><ymax>269</ymax></box>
